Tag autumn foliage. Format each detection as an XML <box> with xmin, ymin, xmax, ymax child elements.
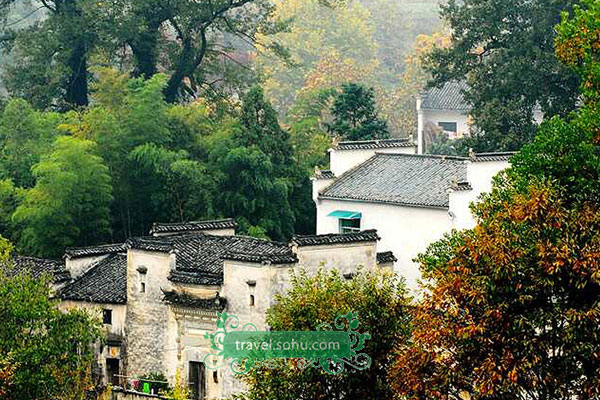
<box><xmin>391</xmin><ymin>181</ymin><xmax>600</xmax><ymax>399</ymax></box>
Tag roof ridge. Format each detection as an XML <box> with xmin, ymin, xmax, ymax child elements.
<box><xmin>374</xmin><ymin>152</ymin><xmax>469</xmax><ymax>161</ymax></box>
<box><xmin>338</xmin><ymin>138</ymin><xmax>410</xmax><ymax>145</ymax></box>
<box><xmin>473</xmin><ymin>151</ymin><xmax>518</xmax><ymax>156</ymax></box>
<box><xmin>64</xmin><ymin>243</ymin><xmax>127</xmax><ymax>259</ymax></box>
<box><xmin>151</xmin><ymin>218</ymin><xmax>237</xmax><ymax>234</ymax></box>
<box><xmin>154</xmin><ymin>218</ymin><xmax>235</xmax><ymax>225</ymax></box>
<box><xmin>13</xmin><ymin>255</ymin><xmax>61</xmax><ymax>263</ymax></box>
<box><xmin>291</xmin><ymin>230</ymin><xmax>380</xmax><ymax>247</ymax></box>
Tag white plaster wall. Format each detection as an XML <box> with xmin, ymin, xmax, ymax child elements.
<box><xmin>448</xmin><ymin>190</ymin><xmax>476</xmax><ymax>231</ymax></box>
<box><xmin>312</xmin><ymin>178</ymin><xmax>335</xmax><ymax>202</ymax></box>
<box><xmin>329</xmin><ymin>146</ymin><xmax>416</xmax><ymax>177</ymax></box>
<box><xmin>315</xmin><ymin>199</ymin><xmax>451</xmax><ymax>289</ymax></box>
<box><xmin>65</xmin><ymin>254</ymin><xmax>109</xmax><ymax>279</ymax></box>
<box><xmin>294</xmin><ymin>242</ymin><xmax>377</xmax><ymax>276</ymax></box>
<box><xmin>467</xmin><ymin>160</ymin><xmax>508</xmax><ymax>194</ymax></box>
<box><xmin>448</xmin><ymin>160</ymin><xmax>510</xmax><ymax>230</ymax></box>
<box><xmin>422</xmin><ymin>109</ymin><xmax>470</xmax><ymax>138</ymax></box>
<box><xmin>61</xmin><ymin>300</ymin><xmax>127</xmax><ymax>337</ymax></box>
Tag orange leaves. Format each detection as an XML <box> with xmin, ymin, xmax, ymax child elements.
<box><xmin>391</xmin><ymin>178</ymin><xmax>600</xmax><ymax>399</ymax></box>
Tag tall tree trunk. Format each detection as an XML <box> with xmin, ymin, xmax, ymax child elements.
<box><xmin>56</xmin><ymin>0</ymin><xmax>89</xmax><ymax>108</ymax></box>
<box><xmin>130</xmin><ymin>28</ymin><xmax>160</xmax><ymax>79</ymax></box>
<box><xmin>164</xmin><ymin>30</ymin><xmax>207</xmax><ymax>103</ymax></box>
<box><xmin>65</xmin><ymin>40</ymin><xmax>88</xmax><ymax>107</ymax></box>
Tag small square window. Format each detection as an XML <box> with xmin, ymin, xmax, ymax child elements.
<box><xmin>438</xmin><ymin>121</ymin><xmax>458</xmax><ymax>133</ymax></box>
<box><xmin>103</xmin><ymin>309</ymin><xmax>112</xmax><ymax>325</ymax></box>
<box><xmin>339</xmin><ymin>218</ymin><xmax>361</xmax><ymax>234</ymax></box>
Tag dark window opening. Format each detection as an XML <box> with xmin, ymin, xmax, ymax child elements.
<box><xmin>339</xmin><ymin>218</ymin><xmax>361</xmax><ymax>234</ymax></box>
<box><xmin>249</xmin><ymin>294</ymin><xmax>255</xmax><ymax>307</ymax></box>
<box><xmin>438</xmin><ymin>121</ymin><xmax>458</xmax><ymax>133</ymax></box>
<box><xmin>103</xmin><ymin>309</ymin><xmax>112</xmax><ymax>325</ymax></box>
<box><xmin>140</xmin><ymin>282</ymin><xmax>146</xmax><ymax>293</ymax></box>
<box><xmin>189</xmin><ymin>361</ymin><xmax>206</xmax><ymax>400</ymax></box>
<box><xmin>106</xmin><ymin>358</ymin><xmax>120</xmax><ymax>386</ymax></box>
<box><xmin>213</xmin><ymin>371</ymin><xmax>218</xmax><ymax>383</ymax></box>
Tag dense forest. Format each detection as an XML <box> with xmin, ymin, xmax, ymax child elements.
<box><xmin>0</xmin><ymin>0</ymin><xmax>443</xmax><ymax>258</ymax></box>
<box><xmin>2</xmin><ymin>0</ymin><xmax>581</xmax><ymax>258</ymax></box>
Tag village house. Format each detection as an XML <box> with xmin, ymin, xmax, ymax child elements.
<box><xmin>417</xmin><ymin>81</ymin><xmax>544</xmax><ymax>154</ymax></box>
<box><xmin>313</xmin><ymin>138</ymin><xmax>512</xmax><ymax>288</ymax></box>
<box><xmin>11</xmin><ymin>219</ymin><xmax>394</xmax><ymax>400</ymax></box>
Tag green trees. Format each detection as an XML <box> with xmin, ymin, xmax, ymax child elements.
<box><xmin>0</xmin><ymin>99</ymin><xmax>63</xmax><ymax>187</ymax></box>
<box><xmin>212</xmin><ymin>87</ymin><xmax>301</xmax><ymax>239</ymax></box>
<box><xmin>0</xmin><ymin>69</ymin><xmax>314</xmax><ymax>255</ymax></box>
<box><xmin>0</xmin><ymin>247</ymin><xmax>102</xmax><ymax>400</ymax></box>
<box><xmin>13</xmin><ymin>136</ymin><xmax>112</xmax><ymax>258</ymax></box>
<box><xmin>239</xmin><ymin>269</ymin><xmax>411</xmax><ymax>400</ymax></box>
<box><xmin>328</xmin><ymin>83</ymin><xmax>389</xmax><ymax>141</ymax></box>
<box><xmin>427</xmin><ymin>0</ymin><xmax>581</xmax><ymax>151</ymax></box>
<box><xmin>0</xmin><ymin>0</ymin><xmax>277</xmax><ymax>108</ymax></box>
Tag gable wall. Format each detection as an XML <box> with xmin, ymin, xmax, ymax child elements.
<box><xmin>329</xmin><ymin>146</ymin><xmax>416</xmax><ymax>177</ymax></box>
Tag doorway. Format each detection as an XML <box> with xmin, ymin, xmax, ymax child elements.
<box><xmin>188</xmin><ymin>361</ymin><xmax>206</xmax><ymax>400</ymax></box>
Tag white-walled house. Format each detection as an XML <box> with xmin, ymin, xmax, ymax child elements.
<box><xmin>417</xmin><ymin>81</ymin><xmax>544</xmax><ymax>154</ymax></box>
<box><xmin>313</xmin><ymin>139</ymin><xmax>512</xmax><ymax>289</ymax></box>
<box><xmin>9</xmin><ymin>219</ymin><xmax>394</xmax><ymax>400</ymax></box>
<box><xmin>417</xmin><ymin>81</ymin><xmax>471</xmax><ymax>154</ymax></box>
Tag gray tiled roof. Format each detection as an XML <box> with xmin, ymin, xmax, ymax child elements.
<box><xmin>314</xmin><ymin>170</ymin><xmax>335</xmax><ymax>180</ymax></box>
<box><xmin>223</xmin><ymin>251</ymin><xmax>298</xmax><ymax>265</ymax></box>
<box><xmin>320</xmin><ymin>153</ymin><xmax>468</xmax><ymax>208</ymax></box>
<box><xmin>451</xmin><ymin>181</ymin><xmax>473</xmax><ymax>192</ymax></box>
<box><xmin>59</xmin><ymin>254</ymin><xmax>127</xmax><ymax>304</ymax></box>
<box><xmin>150</xmin><ymin>218</ymin><xmax>237</xmax><ymax>235</ymax></box>
<box><xmin>132</xmin><ymin>233</ymin><xmax>293</xmax><ymax>285</ymax></box>
<box><xmin>64</xmin><ymin>243</ymin><xmax>127</xmax><ymax>259</ymax></box>
<box><xmin>471</xmin><ymin>152</ymin><xmax>516</xmax><ymax>162</ymax></box>
<box><xmin>376</xmin><ymin>251</ymin><xmax>397</xmax><ymax>264</ymax></box>
<box><xmin>162</xmin><ymin>290</ymin><xmax>226</xmax><ymax>311</ymax></box>
<box><xmin>8</xmin><ymin>256</ymin><xmax>71</xmax><ymax>283</ymax></box>
<box><xmin>291</xmin><ymin>230</ymin><xmax>380</xmax><ymax>247</ymax></box>
<box><xmin>127</xmin><ymin>238</ymin><xmax>174</xmax><ymax>253</ymax></box>
<box><xmin>421</xmin><ymin>81</ymin><xmax>469</xmax><ymax>110</ymax></box>
<box><xmin>336</xmin><ymin>138</ymin><xmax>414</xmax><ymax>151</ymax></box>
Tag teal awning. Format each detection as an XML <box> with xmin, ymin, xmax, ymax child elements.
<box><xmin>328</xmin><ymin>210</ymin><xmax>362</xmax><ymax>219</ymax></box>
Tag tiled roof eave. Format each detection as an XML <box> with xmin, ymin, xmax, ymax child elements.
<box><xmin>317</xmin><ymin>195</ymin><xmax>450</xmax><ymax>210</ymax></box>
<box><xmin>60</xmin><ymin>295</ymin><xmax>127</xmax><ymax>305</ymax></box>
<box><xmin>64</xmin><ymin>243</ymin><xmax>127</xmax><ymax>259</ymax></box>
<box><xmin>421</xmin><ymin>106</ymin><xmax>470</xmax><ymax>111</ymax></box>
<box><xmin>151</xmin><ymin>218</ymin><xmax>237</xmax><ymax>234</ymax></box>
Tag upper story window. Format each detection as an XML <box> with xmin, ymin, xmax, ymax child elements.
<box><xmin>438</xmin><ymin>121</ymin><xmax>458</xmax><ymax>133</ymax></box>
<box><xmin>103</xmin><ymin>309</ymin><xmax>113</xmax><ymax>325</ymax></box>
<box><xmin>340</xmin><ymin>218</ymin><xmax>361</xmax><ymax>234</ymax></box>
<box><xmin>328</xmin><ymin>211</ymin><xmax>362</xmax><ymax>234</ymax></box>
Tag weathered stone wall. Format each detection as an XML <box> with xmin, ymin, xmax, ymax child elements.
<box><xmin>125</xmin><ymin>249</ymin><xmax>175</xmax><ymax>379</ymax></box>
<box><xmin>293</xmin><ymin>241</ymin><xmax>378</xmax><ymax>275</ymax></box>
